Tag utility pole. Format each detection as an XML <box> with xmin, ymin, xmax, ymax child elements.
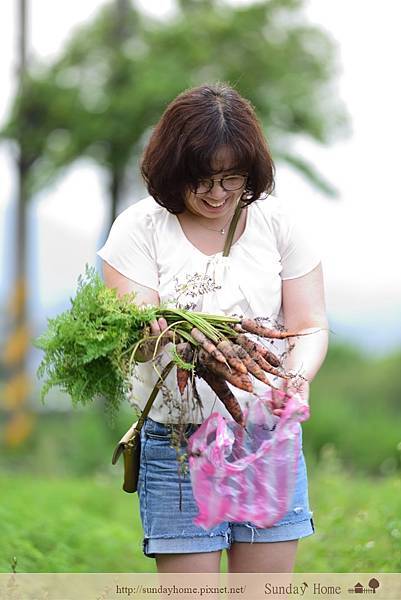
<box><xmin>108</xmin><ymin>0</ymin><xmax>131</xmax><ymax>224</ymax></box>
<box><xmin>2</xmin><ymin>0</ymin><xmax>34</xmax><ymax>446</ymax></box>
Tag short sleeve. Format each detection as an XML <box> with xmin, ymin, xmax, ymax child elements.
<box><xmin>97</xmin><ymin>202</ymin><xmax>159</xmax><ymax>290</ymax></box>
<box><xmin>274</xmin><ymin>201</ymin><xmax>321</xmax><ymax>280</ymax></box>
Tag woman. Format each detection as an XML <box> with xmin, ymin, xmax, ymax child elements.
<box><xmin>97</xmin><ymin>83</ymin><xmax>328</xmax><ymax>573</ymax></box>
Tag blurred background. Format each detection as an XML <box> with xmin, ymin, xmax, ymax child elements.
<box><xmin>1</xmin><ymin>0</ymin><xmax>400</xmax><ymax>574</ymax></box>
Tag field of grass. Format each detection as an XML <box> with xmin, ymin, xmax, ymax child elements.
<box><xmin>1</xmin><ymin>343</ymin><xmax>400</xmax><ymax>573</ymax></box>
<box><xmin>1</xmin><ymin>461</ymin><xmax>400</xmax><ymax>573</ymax></box>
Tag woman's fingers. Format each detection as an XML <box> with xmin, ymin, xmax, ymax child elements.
<box><xmin>150</xmin><ymin>319</ymin><xmax>162</xmax><ymax>335</ymax></box>
<box><xmin>149</xmin><ymin>318</ymin><xmax>174</xmax><ymax>349</ymax></box>
<box><xmin>136</xmin><ymin>319</ymin><xmax>172</xmax><ymax>362</ymax></box>
<box><xmin>268</xmin><ymin>378</ymin><xmax>310</xmax><ymax>417</ymax></box>
<box><xmin>288</xmin><ymin>378</ymin><xmax>310</xmax><ymax>406</ymax></box>
<box><xmin>150</xmin><ymin>317</ymin><xmax>168</xmax><ymax>334</ymax></box>
<box><xmin>158</xmin><ymin>317</ymin><xmax>168</xmax><ymax>331</ymax></box>
<box><xmin>270</xmin><ymin>382</ymin><xmax>287</xmax><ymax>411</ymax></box>
<box><xmin>272</xmin><ymin>379</ymin><xmax>310</xmax><ymax>417</ymax></box>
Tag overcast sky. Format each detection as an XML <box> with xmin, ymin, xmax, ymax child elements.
<box><xmin>1</xmin><ymin>0</ymin><xmax>400</xmax><ymax>349</ymax></box>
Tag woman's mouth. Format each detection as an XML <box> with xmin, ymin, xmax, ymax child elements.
<box><xmin>201</xmin><ymin>198</ymin><xmax>227</xmax><ymax>209</ymax></box>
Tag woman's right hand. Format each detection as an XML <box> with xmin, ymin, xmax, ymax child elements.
<box><xmin>102</xmin><ymin>261</ymin><xmax>173</xmax><ymax>362</ymax></box>
<box><xmin>135</xmin><ymin>317</ymin><xmax>173</xmax><ymax>362</ymax></box>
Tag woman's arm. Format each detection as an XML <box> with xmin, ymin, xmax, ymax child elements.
<box><xmin>102</xmin><ymin>260</ymin><xmax>159</xmax><ymax>303</ymax></box>
<box><xmin>102</xmin><ymin>261</ymin><xmax>169</xmax><ymax>361</ymax></box>
<box><xmin>270</xmin><ymin>263</ymin><xmax>329</xmax><ymax>415</ymax></box>
<box><xmin>282</xmin><ymin>262</ymin><xmax>329</xmax><ymax>382</ymax></box>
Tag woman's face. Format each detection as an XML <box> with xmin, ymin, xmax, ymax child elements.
<box><xmin>184</xmin><ymin>146</ymin><xmax>247</xmax><ymax>221</ymax></box>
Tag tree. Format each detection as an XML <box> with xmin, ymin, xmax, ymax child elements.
<box><xmin>1</xmin><ymin>0</ymin><xmax>348</xmax><ymax>228</ymax></box>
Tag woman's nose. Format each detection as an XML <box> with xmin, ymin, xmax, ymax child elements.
<box><xmin>208</xmin><ymin>180</ymin><xmax>227</xmax><ymax>199</ymax></box>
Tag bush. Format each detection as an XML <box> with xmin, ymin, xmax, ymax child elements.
<box><xmin>303</xmin><ymin>344</ymin><xmax>401</xmax><ymax>475</ymax></box>
<box><xmin>0</xmin><ymin>400</ymin><xmax>136</xmax><ymax>478</ymax></box>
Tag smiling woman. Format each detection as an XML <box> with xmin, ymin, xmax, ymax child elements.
<box><xmin>140</xmin><ymin>85</ymin><xmax>275</xmax><ymax>215</ymax></box>
<box><xmin>177</xmin><ymin>146</ymin><xmax>250</xmax><ymax>254</ymax></box>
<box><xmin>97</xmin><ymin>83</ymin><xmax>328</xmax><ymax>574</ymax></box>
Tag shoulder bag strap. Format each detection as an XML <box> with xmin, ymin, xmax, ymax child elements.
<box><xmin>223</xmin><ymin>200</ymin><xmax>245</xmax><ymax>257</ymax></box>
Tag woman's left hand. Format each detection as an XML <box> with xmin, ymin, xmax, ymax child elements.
<box><xmin>269</xmin><ymin>377</ymin><xmax>310</xmax><ymax>417</ymax></box>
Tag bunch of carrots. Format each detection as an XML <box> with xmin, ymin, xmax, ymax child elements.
<box><xmin>34</xmin><ymin>267</ymin><xmax>306</xmax><ymax>422</ymax></box>
<box><xmin>167</xmin><ymin>318</ymin><xmax>304</xmax><ymax>428</ymax></box>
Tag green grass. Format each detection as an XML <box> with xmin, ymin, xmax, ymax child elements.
<box><xmin>0</xmin><ymin>474</ymin><xmax>150</xmax><ymax>574</ymax></box>
<box><xmin>299</xmin><ymin>456</ymin><xmax>401</xmax><ymax>572</ymax></box>
<box><xmin>1</xmin><ymin>344</ymin><xmax>400</xmax><ymax>573</ymax></box>
<box><xmin>1</xmin><ymin>465</ymin><xmax>400</xmax><ymax>573</ymax></box>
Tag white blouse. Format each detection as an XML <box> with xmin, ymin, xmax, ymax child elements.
<box><xmin>97</xmin><ymin>195</ymin><xmax>320</xmax><ymax>423</ymax></box>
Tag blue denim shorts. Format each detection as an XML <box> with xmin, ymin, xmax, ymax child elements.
<box><xmin>138</xmin><ymin>418</ymin><xmax>314</xmax><ymax>557</ymax></box>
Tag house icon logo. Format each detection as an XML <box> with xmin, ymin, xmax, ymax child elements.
<box><xmin>348</xmin><ymin>578</ymin><xmax>380</xmax><ymax>594</ymax></box>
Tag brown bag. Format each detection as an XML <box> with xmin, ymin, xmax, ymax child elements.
<box><xmin>111</xmin><ymin>201</ymin><xmax>244</xmax><ymax>493</ymax></box>
<box><xmin>111</xmin><ymin>361</ymin><xmax>176</xmax><ymax>493</ymax></box>
<box><xmin>111</xmin><ymin>422</ymin><xmax>141</xmax><ymax>493</ymax></box>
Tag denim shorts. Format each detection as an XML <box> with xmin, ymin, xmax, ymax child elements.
<box><xmin>138</xmin><ymin>418</ymin><xmax>314</xmax><ymax>557</ymax></box>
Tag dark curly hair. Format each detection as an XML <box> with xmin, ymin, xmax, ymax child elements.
<box><xmin>141</xmin><ymin>83</ymin><xmax>275</xmax><ymax>214</ymax></box>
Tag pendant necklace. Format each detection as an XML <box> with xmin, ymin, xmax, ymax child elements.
<box><xmin>195</xmin><ymin>211</ymin><xmax>236</xmax><ymax>235</ymax></box>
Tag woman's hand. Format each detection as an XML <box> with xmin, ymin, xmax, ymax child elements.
<box><xmin>102</xmin><ymin>262</ymin><xmax>174</xmax><ymax>362</ymax></box>
<box><xmin>266</xmin><ymin>262</ymin><xmax>328</xmax><ymax>417</ymax></box>
<box><xmin>269</xmin><ymin>377</ymin><xmax>310</xmax><ymax>417</ymax></box>
<box><xmin>135</xmin><ymin>317</ymin><xmax>173</xmax><ymax>362</ymax></box>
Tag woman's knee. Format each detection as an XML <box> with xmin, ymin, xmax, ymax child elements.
<box><xmin>155</xmin><ymin>550</ymin><xmax>222</xmax><ymax>573</ymax></box>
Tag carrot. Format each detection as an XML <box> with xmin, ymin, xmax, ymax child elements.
<box><xmin>197</xmin><ymin>348</ymin><xmax>253</xmax><ymax>393</ymax></box>
<box><xmin>216</xmin><ymin>340</ymin><xmax>247</xmax><ymax>374</ymax></box>
<box><xmin>256</xmin><ymin>354</ymin><xmax>291</xmax><ymax>379</ymax></box>
<box><xmin>232</xmin><ymin>344</ymin><xmax>277</xmax><ymax>388</ymax></box>
<box><xmin>197</xmin><ymin>366</ymin><xmax>245</xmax><ymax>427</ymax></box>
<box><xmin>176</xmin><ymin>368</ymin><xmax>188</xmax><ymax>395</ymax></box>
<box><xmin>175</xmin><ymin>342</ymin><xmax>194</xmax><ymax>395</ymax></box>
<box><xmin>176</xmin><ymin>341</ymin><xmax>193</xmax><ymax>363</ymax></box>
<box><xmin>234</xmin><ymin>334</ymin><xmax>281</xmax><ymax>367</ymax></box>
<box><xmin>232</xmin><ymin>323</ymin><xmax>247</xmax><ymax>334</ymax></box>
<box><xmin>241</xmin><ymin>318</ymin><xmax>304</xmax><ymax>339</ymax></box>
<box><xmin>191</xmin><ymin>328</ymin><xmax>227</xmax><ymax>364</ymax></box>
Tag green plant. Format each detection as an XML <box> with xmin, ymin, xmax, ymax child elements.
<box><xmin>34</xmin><ymin>265</ymin><xmax>242</xmax><ymax>418</ymax></box>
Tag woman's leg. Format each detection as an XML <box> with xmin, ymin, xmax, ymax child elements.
<box><xmin>156</xmin><ymin>550</ymin><xmax>222</xmax><ymax>573</ymax></box>
<box><xmin>227</xmin><ymin>540</ymin><xmax>298</xmax><ymax>573</ymax></box>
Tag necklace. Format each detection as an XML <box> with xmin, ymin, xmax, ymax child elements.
<box><xmin>193</xmin><ymin>212</ymin><xmax>236</xmax><ymax>235</ymax></box>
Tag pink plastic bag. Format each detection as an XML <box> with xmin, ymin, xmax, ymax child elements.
<box><xmin>187</xmin><ymin>389</ymin><xmax>309</xmax><ymax>530</ymax></box>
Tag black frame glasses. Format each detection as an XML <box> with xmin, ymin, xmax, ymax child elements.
<box><xmin>193</xmin><ymin>174</ymin><xmax>248</xmax><ymax>194</ymax></box>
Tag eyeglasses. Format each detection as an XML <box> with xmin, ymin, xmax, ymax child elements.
<box><xmin>193</xmin><ymin>174</ymin><xmax>248</xmax><ymax>194</ymax></box>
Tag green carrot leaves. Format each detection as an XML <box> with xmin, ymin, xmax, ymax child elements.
<box><xmin>33</xmin><ymin>265</ymin><xmax>242</xmax><ymax>418</ymax></box>
<box><xmin>34</xmin><ymin>265</ymin><xmax>157</xmax><ymax>417</ymax></box>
